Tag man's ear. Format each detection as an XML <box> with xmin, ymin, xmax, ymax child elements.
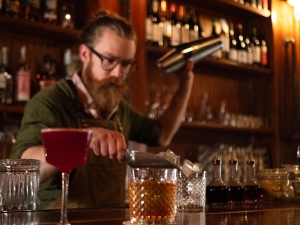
<box><xmin>79</xmin><ymin>44</ymin><xmax>90</xmax><ymax>63</ymax></box>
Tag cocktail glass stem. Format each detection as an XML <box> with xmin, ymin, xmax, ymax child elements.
<box><xmin>60</xmin><ymin>172</ymin><xmax>70</xmax><ymax>225</ymax></box>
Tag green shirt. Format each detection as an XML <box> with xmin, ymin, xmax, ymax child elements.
<box><xmin>11</xmin><ymin>79</ymin><xmax>162</xmax><ymax>209</ymax></box>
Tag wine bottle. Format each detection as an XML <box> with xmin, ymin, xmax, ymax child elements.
<box><xmin>219</xmin><ymin>18</ymin><xmax>229</xmax><ymax>59</ymax></box>
<box><xmin>236</xmin><ymin>23</ymin><xmax>247</xmax><ymax>64</ymax></box>
<box><xmin>5</xmin><ymin>0</ymin><xmax>20</xmax><ymax>17</ymax></box>
<box><xmin>0</xmin><ymin>47</ymin><xmax>7</xmax><ymax>105</ymax></box>
<box><xmin>1</xmin><ymin>47</ymin><xmax>14</xmax><ymax>105</ymax></box>
<box><xmin>245</xmin><ymin>35</ymin><xmax>253</xmax><ymax>65</ymax></box>
<box><xmin>156</xmin><ymin>36</ymin><xmax>222</xmax><ymax>74</ymax></box>
<box><xmin>160</xmin><ymin>0</ymin><xmax>171</xmax><ymax>47</ymax></box>
<box><xmin>211</xmin><ymin>16</ymin><xmax>222</xmax><ymax>59</ymax></box>
<box><xmin>179</xmin><ymin>5</ymin><xmax>189</xmax><ymax>44</ymax></box>
<box><xmin>261</xmin><ymin>34</ymin><xmax>268</xmax><ymax>68</ymax></box>
<box><xmin>252</xmin><ymin>27</ymin><xmax>261</xmax><ymax>67</ymax></box>
<box><xmin>43</xmin><ymin>0</ymin><xmax>57</xmax><ymax>24</ymax></box>
<box><xmin>16</xmin><ymin>46</ymin><xmax>31</xmax><ymax>105</ymax></box>
<box><xmin>229</xmin><ymin>22</ymin><xmax>238</xmax><ymax>62</ymax></box>
<box><xmin>21</xmin><ymin>0</ymin><xmax>42</xmax><ymax>21</ymax></box>
<box><xmin>145</xmin><ymin>0</ymin><xmax>153</xmax><ymax>44</ymax></box>
<box><xmin>151</xmin><ymin>0</ymin><xmax>163</xmax><ymax>46</ymax></box>
<box><xmin>170</xmin><ymin>3</ymin><xmax>181</xmax><ymax>47</ymax></box>
<box><xmin>187</xmin><ymin>8</ymin><xmax>196</xmax><ymax>41</ymax></box>
<box><xmin>196</xmin><ymin>12</ymin><xmax>206</xmax><ymax>38</ymax></box>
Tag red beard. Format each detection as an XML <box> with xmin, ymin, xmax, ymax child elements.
<box><xmin>82</xmin><ymin>62</ymin><xmax>128</xmax><ymax>113</ymax></box>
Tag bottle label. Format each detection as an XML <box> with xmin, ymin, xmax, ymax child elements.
<box><xmin>145</xmin><ymin>17</ymin><xmax>152</xmax><ymax>41</ymax></box>
<box><xmin>261</xmin><ymin>46</ymin><xmax>268</xmax><ymax>66</ymax></box>
<box><xmin>247</xmin><ymin>51</ymin><xmax>253</xmax><ymax>65</ymax></box>
<box><xmin>171</xmin><ymin>24</ymin><xmax>181</xmax><ymax>46</ymax></box>
<box><xmin>17</xmin><ymin>70</ymin><xmax>31</xmax><ymax>102</ymax></box>
<box><xmin>229</xmin><ymin>49</ymin><xmax>238</xmax><ymax>61</ymax></box>
<box><xmin>221</xmin><ymin>36</ymin><xmax>230</xmax><ymax>53</ymax></box>
<box><xmin>0</xmin><ymin>74</ymin><xmax>6</xmax><ymax>89</ymax></box>
<box><xmin>238</xmin><ymin>50</ymin><xmax>247</xmax><ymax>64</ymax></box>
<box><xmin>152</xmin><ymin>23</ymin><xmax>163</xmax><ymax>43</ymax></box>
<box><xmin>253</xmin><ymin>46</ymin><xmax>261</xmax><ymax>64</ymax></box>
<box><xmin>181</xmin><ymin>25</ymin><xmax>190</xmax><ymax>44</ymax></box>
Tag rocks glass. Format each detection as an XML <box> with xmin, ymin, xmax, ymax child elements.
<box><xmin>127</xmin><ymin>167</ymin><xmax>178</xmax><ymax>224</ymax></box>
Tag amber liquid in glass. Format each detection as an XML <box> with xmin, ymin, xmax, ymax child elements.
<box><xmin>129</xmin><ymin>179</ymin><xmax>177</xmax><ymax>222</ymax></box>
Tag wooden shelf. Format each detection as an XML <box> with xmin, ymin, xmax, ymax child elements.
<box><xmin>181</xmin><ymin>121</ymin><xmax>274</xmax><ymax>135</ymax></box>
<box><xmin>176</xmin><ymin>0</ymin><xmax>271</xmax><ymax>19</ymax></box>
<box><xmin>0</xmin><ymin>15</ymin><xmax>80</xmax><ymax>44</ymax></box>
<box><xmin>0</xmin><ymin>105</ymin><xmax>25</xmax><ymax>114</ymax></box>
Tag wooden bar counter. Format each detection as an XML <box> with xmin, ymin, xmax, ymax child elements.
<box><xmin>3</xmin><ymin>202</ymin><xmax>300</xmax><ymax>225</ymax></box>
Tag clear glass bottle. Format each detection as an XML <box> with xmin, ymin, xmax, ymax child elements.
<box><xmin>244</xmin><ymin>157</ymin><xmax>263</xmax><ymax>204</ymax></box>
<box><xmin>206</xmin><ymin>154</ymin><xmax>229</xmax><ymax>206</ymax></box>
<box><xmin>227</xmin><ymin>153</ymin><xmax>245</xmax><ymax>205</ymax></box>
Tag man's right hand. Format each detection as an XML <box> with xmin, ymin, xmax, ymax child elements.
<box><xmin>88</xmin><ymin>127</ymin><xmax>127</xmax><ymax>163</ymax></box>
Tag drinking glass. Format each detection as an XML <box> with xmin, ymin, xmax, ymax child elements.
<box><xmin>41</xmin><ymin>128</ymin><xmax>92</xmax><ymax>225</ymax></box>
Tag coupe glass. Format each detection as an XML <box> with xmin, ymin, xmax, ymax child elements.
<box><xmin>41</xmin><ymin>128</ymin><xmax>92</xmax><ymax>225</ymax></box>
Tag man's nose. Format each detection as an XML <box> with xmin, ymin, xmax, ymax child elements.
<box><xmin>110</xmin><ymin>64</ymin><xmax>123</xmax><ymax>78</ymax></box>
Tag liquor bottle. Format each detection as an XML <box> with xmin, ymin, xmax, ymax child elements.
<box><xmin>252</xmin><ymin>27</ymin><xmax>261</xmax><ymax>67</ymax></box>
<box><xmin>257</xmin><ymin>0</ymin><xmax>262</xmax><ymax>10</ymax></box>
<box><xmin>196</xmin><ymin>12</ymin><xmax>206</xmax><ymax>38</ymax></box>
<box><xmin>179</xmin><ymin>5</ymin><xmax>189</xmax><ymax>44</ymax></box>
<box><xmin>244</xmin><ymin>156</ymin><xmax>263</xmax><ymax>204</ymax></box>
<box><xmin>211</xmin><ymin>16</ymin><xmax>222</xmax><ymax>59</ymax></box>
<box><xmin>219</xmin><ymin>18</ymin><xmax>229</xmax><ymax>59</ymax></box>
<box><xmin>59</xmin><ymin>0</ymin><xmax>75</xmax><ymax>29</ymax></box>
<box><xmin>244</xmin><ymin>35</ymin><xmax>253</xmax><ymax>65</ymax></box>
<box><xmin>63</xmin><ymin>48</ymin><xmax>73</xmax><ymax>78</ymax></box>
<box><xmin>244</xmin><ymin>0</ymin><xmax>251</xmax><ymax>6</ymax></box>
<box><xmin>0</xmin><ymin>47</ymin><xmax>7</xmax><ymax>105</ymax></box>
<box><xmin>236</xmin><ymin>23</ymin><xmax>247</xmax><ymax>64</ymax></box>
<box><xmin>170</xmin><ymin>3</ymin><xmax>181</xmax><ymax>47</ymax></box>
<box><xmin>206</xmin><ymin>154</ymin><xmax>229</xmax><ymax>206</ymax></box>
<box><xmin>151</xmin><ymin>0</ymin><xmax>163</xmax><ymax>46</ymax></box>
<box><xmin>261</xmin><ymin>34</ymin><xmax>268</xmax><ymax>68</ymax></box>
<box><xmin>21</xmin><ymin>0</ymin><xmax>42</xmax><ymax>21</ymax></box>
<box><xmin>160</xmin><ymin>0</ymin><xmax>171</xmax><ymax>47</ymax></box>
<box><xmin>145</xmin><ymin>0</ymin><xmax>153</xmax><ymax>44</ymax></box>
<box><xmin>43</xmin><ymin>0</ymin><xmax>57</xmax><ymax>24</ymax></box>
<box><xmin>187</xmin><ymin>8</ymin><xmax>197</xmax><ymax>41</ymax></box>
<box><xmin>5</xmin><ymin>0</ymin><xmax>20</xmax><ymax>17</ymax></box>
<box><xmin>228</xmin><ymin>22</ymin><xmax>238</xmax><ymax>62</ymax></box>
<box><xmin>16</xmin><ymin>45</ymin><xmax>31</xmax><ymax>105</ymax></box>
<box><xmin>251</xmin><ymin>0</ymin><xmax>257</xmax><ymax>8</ymax></box>
<box><xmin>227</xmin><ymin>153</ymin><xmax>245</xmax><ymax>205</ymax></box>
<box><xmin>1</xmin><ymin>47</ymin><xmax>14</xmax><ymax>105</ymax></box>
<box><xmin>262</xmin><ymin>0</ymin><xmax>268</xmax><ymax>11</ymax></box>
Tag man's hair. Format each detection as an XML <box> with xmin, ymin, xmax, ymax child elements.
<box><xmin>80</xmin><ymin>10</ymin><xmax>136</xmax><ymax>47</ymax></box>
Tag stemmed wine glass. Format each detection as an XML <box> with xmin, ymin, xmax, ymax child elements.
<box><xmin>41</xmin><ymin>128</ymin><xmax>92</xmax><ymax>225</ymax></box>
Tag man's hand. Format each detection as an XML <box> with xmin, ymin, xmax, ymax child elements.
<box><xmin>88</xmin><ymin>127</ymin><xmax>127</xmax><ymax>162</ymax></box>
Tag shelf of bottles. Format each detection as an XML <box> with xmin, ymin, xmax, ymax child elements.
<box><xmin>145</xmin><ymin>0</ymin><xmax>272</xmax><ymax>134</ymax></box>
<box><xmin>146</xmin><ymin>0</ymin><xmax>271</xmax><ymax>71</ymax></box>
<box><xmin>0</xmin><ymin>1</ymin><xmax>79</xmax><ymax>113</ymax></box>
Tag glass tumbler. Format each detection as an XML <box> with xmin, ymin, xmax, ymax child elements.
<box><xmin>177</xmin><ymin>171</ymin><xmax>206</xmax><ymax>212</ymax></box>
<box><xmin>127</xmin><ymin>167</ymin><xmax>178</xmax><ymax>224</ymax></box>
<box><xmin>0</xmin><ymin>159</ymin><xmax>40</xmax><ymax>211</ymax></box>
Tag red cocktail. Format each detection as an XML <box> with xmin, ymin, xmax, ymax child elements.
<box><xmin>42</xmin><ymin>128</ymin><xmax>92</xmax><ymax>225</ymax></box>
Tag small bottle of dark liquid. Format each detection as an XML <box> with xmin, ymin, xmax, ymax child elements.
<box><xmin>206</xmin><ymin>154</ymin><xmax>229</xmax><ymax>206</ymax></box>
<box><xmin>227</xmin><ymin>152</ymin><xmax>245</xmax><ymax>205</ymax></box>
<box><xmin>244</xmin><ymin>156</ymin><xmax>263</xmax><ymax>204</ymax></box>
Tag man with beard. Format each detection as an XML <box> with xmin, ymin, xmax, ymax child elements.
<box><xmin>11</xmin><ymin>10</ymin><xmax>194</xmax><ymax>209</ymax></box>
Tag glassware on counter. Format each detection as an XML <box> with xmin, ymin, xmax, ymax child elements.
<box><xmin>257</xmin><ymin>168</ymin><xmax>294</xmax><ymax>201</ymax></box>
<box><xmin>206</xmin><ymin>154</ymin><xmax>229</xmax><ymax>206</ymax></box>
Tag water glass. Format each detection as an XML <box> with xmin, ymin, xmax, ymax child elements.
<box><xmin>0</xmin><ymin>159</ymin><xmax>40</xmax><ymax>211</ymax></box>
<box><xmin>127</xmin><ymin>167</ymin><xmax>178</xmax><ymax>224</ymax></box>
<box><xmin>177</xmin><ymin>171</ymin><xmax>206</xmax><ymax>212</ymax></box>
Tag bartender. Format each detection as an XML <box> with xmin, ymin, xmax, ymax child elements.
<box><xmin>11</xmin><ymin>10</ymin><xmax>194</xmax><ymax>209</ymax></box>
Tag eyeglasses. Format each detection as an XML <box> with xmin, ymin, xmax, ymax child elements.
<box><xmin>87</xmin><ymin>45</ymin><xmax>138</xmax><ymax>75</ymax></box>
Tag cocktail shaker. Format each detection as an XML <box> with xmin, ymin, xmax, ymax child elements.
<box><xmin>156</xmin><ymin>36</ymin><xmax>223</xmax><ymax>74</ymax></box>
